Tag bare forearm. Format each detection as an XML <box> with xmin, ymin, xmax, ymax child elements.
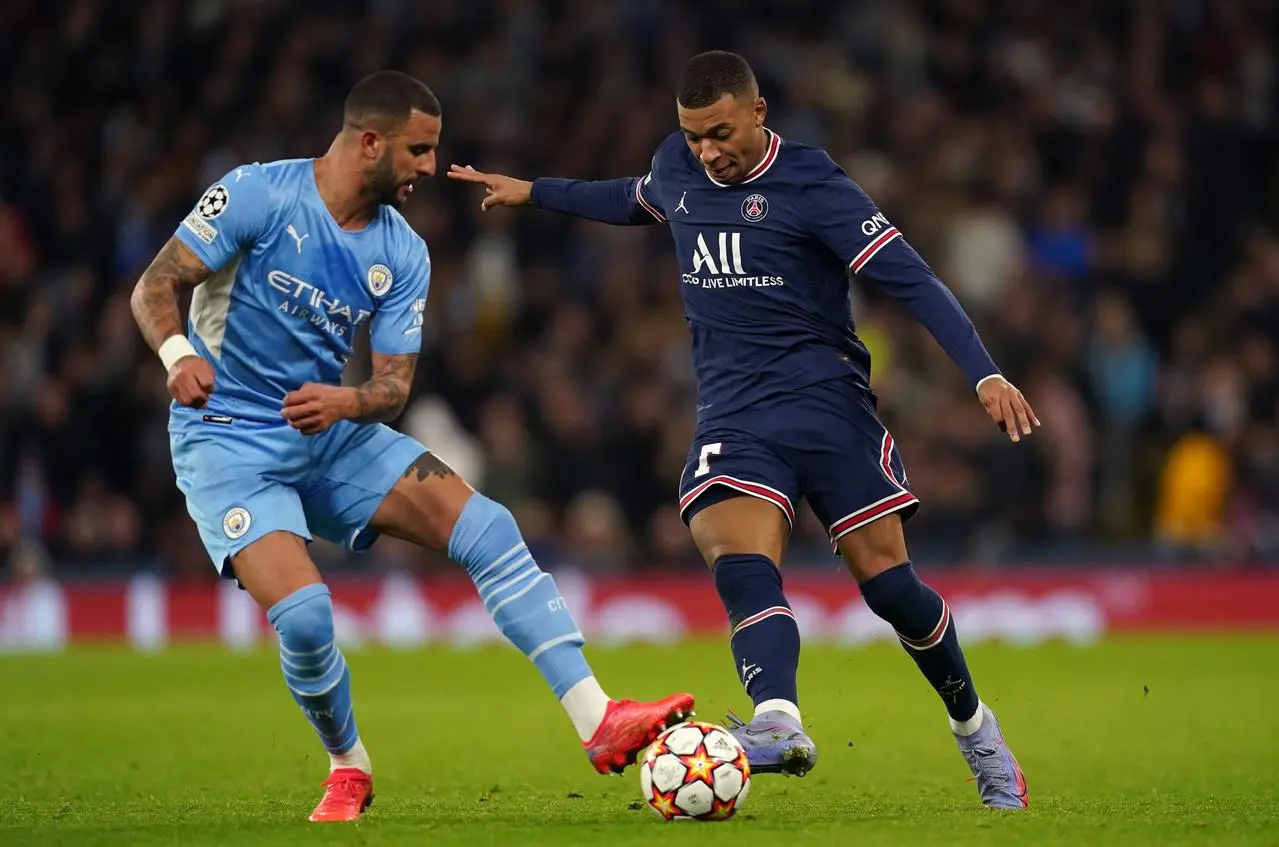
<box><xmin>131</xmin><ymin>278</ymin><xmax>185</xmax><ymax>352</ymax></box>
<box><xmin>131</xmin><ymin>238</ymin><xmax>212</xmax><ymax>351</ymax></box>
<box><xmin>349</xmin><ymin>353</ymin><xmax>417</xmax><ymax>422</ymax></box>
<box><xmin>350</xmin><ymin>376</ymin><xmax>411</xmax><ymax>422</ymax></box>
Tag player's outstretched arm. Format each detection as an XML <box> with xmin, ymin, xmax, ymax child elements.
<box><xmin>130</xmin><ymin>236</ymin><xmax>217</xmax><ymax>408</ymax></box>
<box><xmin>447</xmin><ymin>164</ymin><xmax>664</xmax><ymax>225</ymax></box>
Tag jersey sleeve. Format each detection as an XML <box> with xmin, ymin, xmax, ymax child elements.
<box><xmin>530</xmin><ymin>151</ymin><xmax>667</xmax><ymax>225</ymax></box>
<box><xmin>530</xmin><ymin>174</ymin><xmax>666</xmax><ymax>224</ymax></box>
<box><xmin>803</xmin><ymin>166</ymin><xmax>1001</xmax><ymax>389</ymax></box>
<box><xmin>173</xmin><ymin>164</ymin><xmax>273</xmax><ymax>271</ymax></box>
<box><xmin>802</xmin><ymin>169</ymin><xmax>905</xmax><ymax>274</ymax></box>
<box><xmin>633</xmin><ymin>169</ymin><xmax>666</xmax><ymax>221</ymax></box>
<box><xmin>369</xmin><ymin>235</ymin><xmax>430</xmax><ymax>356</ymax></box>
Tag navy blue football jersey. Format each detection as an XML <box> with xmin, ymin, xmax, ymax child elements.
<box><xmin>531</xmin><ymin>129</ymin><xmax>997</xmax><ymax>420</ymax></box>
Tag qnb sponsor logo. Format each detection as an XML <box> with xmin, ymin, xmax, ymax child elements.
<box><xmin>268</xmin><ymin>270</ymin><xmax>371</xmax><ymax>338</ymax></box>
<box><xmin>861</xmin><ymin>211</ymin><xmax>892</xmax><ymax>236</ymax></box>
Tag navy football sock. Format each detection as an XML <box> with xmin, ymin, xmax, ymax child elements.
<box><xmin>713</xmin><ymin>554</ymin><xmax>801</xmax><ymax>713</ymax></box>
<box><xmin>859</xmin><ymin>562</ymin><xmax>980</xmax><ymax>722</ymax></box>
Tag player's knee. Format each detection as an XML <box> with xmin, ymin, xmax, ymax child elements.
<box><xmin>700</xmin><ymin>540</ymin><xmax>772</xmax><ymax>568</ymax></box>
<box><xmin>837</xmin><ymin>515</ymin><xmax>909</xmax><ymax>582</ymax></box>
<box><xmin>267</xmin><ymin>583</ymin><xmax>335</xmax><ymax>655</ymax></box>
<box><xmin>690</xmin><ymin>499</ymin><xmax>787</xmax><ymax>567</ymax></box>
<box><xmin>447</xmin><ymin>493</ymin><xmax>525</xmax><ymax>575</ymax></box>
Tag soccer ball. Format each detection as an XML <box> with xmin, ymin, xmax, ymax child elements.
<box><xmin>639</xmin><ymin>720</ymin><xmax>751</xmax><ymax>821</ymax></box>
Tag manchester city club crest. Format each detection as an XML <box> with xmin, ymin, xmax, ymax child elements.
<box><xmin>741</xmin><ymin>193</ymin><xmax>768</xmax><ymax>222</ymax></box>
<box><xmin>367</xmin><ymin>263</ymin><xmax>393</xmax><ymax>296</ymax></box>
<box><xmin>222</xmin><ymin>506</ymin><xmax>252</xmax><ymax>540</ymax></box>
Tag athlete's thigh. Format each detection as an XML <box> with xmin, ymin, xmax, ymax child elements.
<box><xmin>300</xmin><ymin>419</ymin><xmax>432</xmax><ymax>552</ymax></box>
<box><xmin>170</xmin><ymin>425</ymin><xmax>312</xmax><ymax>577</ymax></box>
<box><xmin>778</xmin><ymin>379</ymin><xmax>919</xmax><ymax>552</ymax></box>
<box><xmin>689</xmin><ymin>496</ymin><xmax>790</xmax><ymax>567</ymax></box>
<box><xmin>678</xmin><ymin>421</ymin><xmax>799</xmax><ymax>566</ymax></box>
<box><xmin>368</xmin><ymin>451</ymin><xmax>477</xmax><ymax>552</ymax></box>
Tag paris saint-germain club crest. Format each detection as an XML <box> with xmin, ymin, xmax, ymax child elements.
<box><xmin>741</xmin><ymin>193</ymin><xmax>768</xmax><ymax>222</ymax></box>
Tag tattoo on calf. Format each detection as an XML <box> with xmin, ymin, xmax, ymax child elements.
<box><xmin>403</xmin><ymin>452</ymin><xmax>457</xmax><ymax>482</ymax></box>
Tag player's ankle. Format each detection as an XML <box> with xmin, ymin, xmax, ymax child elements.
<box><xmin>753</xmin><ymin>698</ymin><xmax>801</xmax><ymax>723</ymax></box>
<box><xmin>329</xmin><ymin>738</ymin><xmax>372</xmax><ymax>774</ymax></box>
<box><xmin>561</xmin><ymin>676</ymin><xmax>611</xmax><ymax>742</ymax></box>
<box><xmin>949</xmin><ymin>701</ymin><xmax>984</xmax><ymax>736</ymax></box>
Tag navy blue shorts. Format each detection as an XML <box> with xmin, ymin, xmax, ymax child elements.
<box><xmin>678</xmin><ymin>378</ymin><xmax>919</xmax><ymax>545</ymax></box>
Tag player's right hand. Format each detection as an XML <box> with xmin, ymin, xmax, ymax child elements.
<box><xmin>446</xmin><ymin>164</ymin><xmax>533</xmax><ymax>210</ymax></box>
<box><xmin>167</xmin><ymin>356</ymin><xmax>215</xmax><ymax>409</ymax></box>
<box><xmin>977</xmin><ymin>374</ymin><xmax>1040</xmax><ymax>443</ymax></box>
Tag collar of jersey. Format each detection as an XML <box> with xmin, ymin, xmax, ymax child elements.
<box><xmin>702</xmin><ymin>128</ymin><xmax>782</xmax><ymax>188</ymax></box>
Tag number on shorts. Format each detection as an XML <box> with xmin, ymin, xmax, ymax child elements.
<box><xmin>695</xmin><ymin>442</ymin><xmax>722</xmax><ymax>477</ymax></box>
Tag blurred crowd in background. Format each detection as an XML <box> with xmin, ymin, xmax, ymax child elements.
<box><xmin>2</xmin><ymin>0</ymin><xmax>1278</xmax><ymax>580</ymax></box>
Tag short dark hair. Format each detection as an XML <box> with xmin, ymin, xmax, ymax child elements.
<box><xmin>677</xmin><ymin>51</ymin><xmax>757</xmax><ymax>108</ymax></box>
<box><xmin>344</xmin><ymin>71</ymin><xmax>441</xmax><ymax>133</ymax></box>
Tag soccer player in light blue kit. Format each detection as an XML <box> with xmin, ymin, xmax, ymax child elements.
<box><xmin>130</xmin><ymin>71</ymin><xmax>693</xmax><ymax>823</ymax></box>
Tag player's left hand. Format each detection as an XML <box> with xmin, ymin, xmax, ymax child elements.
<box><xmin>446</xmin><ymin>164</ymin><xmax>533</xmax><ymax>210</ymax></box>
<box><xmin>281</xmin><ymin>383</ymin><xmax>357</xmax><ymax>436</ymax></box>
<box><xmin>977</xmin><ymin>375</ymin><xmax>1041</xmax><ymax>443</ymax></box>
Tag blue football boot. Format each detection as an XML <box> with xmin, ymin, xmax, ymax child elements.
<box><xmin>954</xmin><ymin>704</ymin><xmax>1028</xmax><ymax>809</ymax></box>
<box><xmin>725</xmin><ymin>709</ymin><xmax>818</xmax><ymax>777</ymax></box>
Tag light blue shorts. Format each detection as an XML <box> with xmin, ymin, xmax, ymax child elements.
<box><xmin>169</xmin><ymin>411</ymin><xmax>426</xmax><ymax>575</ymax></box>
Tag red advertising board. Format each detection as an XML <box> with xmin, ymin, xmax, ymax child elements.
<box><xmin>2</xmin><ymin>570</ymin><xmax>1276</xmax><ymax>652</ymax></box>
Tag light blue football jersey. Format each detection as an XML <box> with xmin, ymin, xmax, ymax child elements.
<box><xmin>171</xmin><ymin>159</ymin><xmax>430</xmax><ymax>422</ymax></box>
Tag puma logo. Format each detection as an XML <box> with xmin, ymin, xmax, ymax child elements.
<box><xmin>286</xmin><ymin>224</ymin><xmax>310</xmax><ymax>254</ymax></box>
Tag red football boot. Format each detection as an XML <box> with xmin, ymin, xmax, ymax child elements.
<box><xmin>584</xmin><ymin>693</ymin><xmax>696</xmax><ymax>774</ymax></box>
<box><xmin>308</xmin><ymin>768</ymin><xmax>373</xmax><ymax>822</ymax></box>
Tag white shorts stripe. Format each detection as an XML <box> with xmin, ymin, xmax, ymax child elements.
<box><xmin>680</xmin><ymin>474</ymin><xmax>795</xmax><ymax>527</ymax></box>
<box><xmin>828</xmin><ymin>491</ymin><xmax>919</xmax><ymax>545</ymax></box>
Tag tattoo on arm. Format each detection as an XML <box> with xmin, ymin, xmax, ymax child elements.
<box><xmin>401</xmin><ymin>452</ymin><xmax>457</xmax><ymax>482</ymax></box>
<box><xmin>353</xmin><ymin>352</ymin><xmax>417</xmax><ymax>423</ymax></box>
<box><xmin>130</xmin><ymin>237</ymin><xmax>214</xmax><ymax>351</ymax></box>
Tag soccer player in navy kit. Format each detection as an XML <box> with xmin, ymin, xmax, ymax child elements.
<box><xmin>451</xmin><ymin>52</ymin><xmax>1034</xmax><ymax>809</ymax></box>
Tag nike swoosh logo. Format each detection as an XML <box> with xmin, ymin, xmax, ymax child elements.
<box><xmin>741</xmin><ymin>727</ymin><xmax>801</xmax><ymax>740</ymax></box>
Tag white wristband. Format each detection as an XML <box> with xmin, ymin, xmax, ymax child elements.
<box><xmin>158</xmin><ymin>335</ymin><xmax>199</xmax><ymax>371</ymax></box>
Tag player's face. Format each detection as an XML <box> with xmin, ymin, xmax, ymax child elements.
<box><xmin>677</xmin><ymin>93</ymin><xmax>768</xmax><ymax>184</ymax></box>
<box><xmin>366</xmin><ymin>109</ymin><xmax>441</xmax><ymax>208</ymax></box>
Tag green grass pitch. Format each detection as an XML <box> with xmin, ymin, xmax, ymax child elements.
<box><xmin>4</xmin><ymin>637</ymin><xmax>1278</xmax><ymax>845</ymax></box>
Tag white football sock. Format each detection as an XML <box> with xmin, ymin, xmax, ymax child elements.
<box><xmin>949</xmin><ymin>701</ymin><xmax>985</xmax><ymax>736</ymax></box>
<box><xmin>330</xmin><ymin>737</ymin><xmax>372</xmax><ymax>773</ymax></box>
<box><xmin>754</xmin><ymin>698</ymin><xmax>802</xmax><ymax>723</ymax></box>
<box><xmin>561</xmin><ymin>676</ymin><xmax>611</xmax><ymax>742</ymax></box>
